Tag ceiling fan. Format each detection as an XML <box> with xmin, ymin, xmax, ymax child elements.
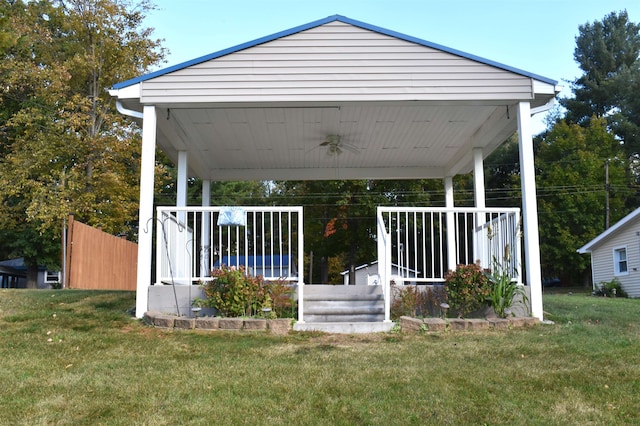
<box><xmin>319</xmin><ymin>134</ymin><xmax>359</xmax><ymax>156</ymax></box>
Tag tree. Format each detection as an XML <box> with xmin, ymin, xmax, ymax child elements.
<box><xmin>0</xmin><ymin>0</ymin><xmax>165</xmax><ymax>286</ymax></box>
<box><xmin>562</xmin><ymin>10</ymin><xmax>640</xmax><ymax>157</ymax></box>
<box><xmin>272</xmin><ymin>179</ymin><xmax>441</xmax><ymax>284</ymax></box>
<box><xmin>535</xmin><ymin>118</ymin><xmax>631</xmax><ymax>285</ymax></box>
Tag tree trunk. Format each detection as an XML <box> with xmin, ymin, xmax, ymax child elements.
<box><xmin>347</xmin><ymin>214</ymin><xmax>358</xmax><ymax>285</ymax></box>
<box><xmin>26</xmin><ymin>264</ymin><xmax>39</xmax><ymax>289</ymax></box>
<box><xmin>582</xmin><ymin>267</ymin><xmax>592</xmax><ymax>290</ymax></box>
<box><xmin>320</xmin><ymin>256</ymin><xmax>328</xmax><ymax>284</ymax></box>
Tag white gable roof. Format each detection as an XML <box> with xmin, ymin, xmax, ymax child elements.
<box><xmin>110</xmin><ymin>15</ymin><xmax>559</xmax><ymax>182</ymax></box>
<box><xmin>577</xmin><ymin>207</ymin><xmax>640</xmax><ymax>253</ymax></box>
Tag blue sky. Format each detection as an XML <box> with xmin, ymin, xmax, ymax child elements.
<box><xmin>143</xmin><ymin>0</ymin><xmax>640</xmax><ymax>131</ymax></box>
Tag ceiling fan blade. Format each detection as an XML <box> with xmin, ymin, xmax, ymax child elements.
<box><xmin>341</xmin><ymin>144</ymin><xmax>359</xmax><ymax>154</ymax></box>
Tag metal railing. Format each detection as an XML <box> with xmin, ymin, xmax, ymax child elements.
<box><xmin>156</xmin><ymin>206</ymin><xmax>304</xmax><ymax>287</ymax></box>
<box><xmin>376</xmin><ymin>207</ymin><xmax>522</xmax><ymax>320</ymax></box>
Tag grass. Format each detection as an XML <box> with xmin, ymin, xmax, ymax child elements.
<box><xmin>1</xmin><ymin>289</ymin><xmax>639</xmax><ymax>425</ymax></box>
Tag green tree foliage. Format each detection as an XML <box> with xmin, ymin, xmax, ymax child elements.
<box><xmin>0</xmin><ymin>0</ymin><xmax>165</xmax><ymax>285</ymax></box>
<box><xmin>484</xmin><ymin>134</ymin><xmax>521</xmax><ymax>207</ymax></box>
<box><xmin>562</xmin><ymin>10</ymin><xmax>640</xmax><ymax>157</ymax></box>
<box><xmin>272</xmin><ymin>179</ymin><xmax>442</xmax><ymax>284</ymax></box>
<box><xmin>536</xmin><ymin>118</ymin><xmax>631</xmax><ymax>285</ymax></box>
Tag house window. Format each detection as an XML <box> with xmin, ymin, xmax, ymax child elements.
<box><xmin>45</xmin><ymin>270</ymin><xmax>61</xmax><ymax>283</ymax></box>
<box><xmin>613</xmin><ymin>247</ymin><xmax>628</xmax><ymax>275</ymax></box>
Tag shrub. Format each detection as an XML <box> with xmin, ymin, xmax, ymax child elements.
<box><xmin>264</xmin><ymin>279</ymin><xmax>296</xmax><ymax>318</ymax></box>
<box><xmin>423</xmin><ymin>285</ymin><xmax>448</xmax><ymax>317</ymax></box>
<box><xmin>391</xmin><ymin>284</ymin><xmax>421</xmax><ymax>319</ymax></box>
<box><xmin>197</xmin><ymin>267</ymin><xmax>298</xmax><ymax>318</ymax></box>
<box><xmin>199</xmin><ymin>266</ymin><xmax>269</xmax><ymax>317</ymax></box>
<box><xmin>593</xmin><ymin>278</ymin><xmax>628</xmax><ymax>298</ymax></box>
<box><xmin>444</xmin><ymin>263</ymin><xmax>490</xmax><ymax>318</ymax></box>
<box><xmin>390</xmin><ymin>285</ymin><xmax>448</xmax><ymax>320</ymax></box>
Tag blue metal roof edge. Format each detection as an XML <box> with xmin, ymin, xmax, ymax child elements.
<box><xmin>338</xmin><ymin>15</ymin><xmax>558</xmax><ymax>86</ymax></box>
<box><xmin>111</xmin><ymin>15</ymin><xmax>341</xmax><ymax>89</ymax></box>
<box><xmin>112</xmin><ymin>14</ymin><xmax>557</xmax><ymax>90</ymax></box>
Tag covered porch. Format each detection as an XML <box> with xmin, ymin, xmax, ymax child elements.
<box><xmin>109</xmin><ymin>15</ymin><xmax>559</xmax><ymax>330</ymax></box>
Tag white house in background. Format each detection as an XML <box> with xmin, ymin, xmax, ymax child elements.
<box><xmin>578</xmin><ymin>208</ymin><xmax>640</xmax><ymax>297</ymax></box>
<box><xmin>341</xmin><ymin>261</ymin><xmax>420</xmax><ymax>286</ymax></box>
<box><xmin>0</xmin><ymin>258</ymin><xmax>61</xmax><ymax>289</ymax></box>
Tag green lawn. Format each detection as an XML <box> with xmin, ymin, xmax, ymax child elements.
<box><xmin>1</xmin><ymin>289</ymin><xmax>639</xmax><ymax>425</ymax></box>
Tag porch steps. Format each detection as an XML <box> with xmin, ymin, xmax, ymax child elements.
<box><xmin>294</xmin><ymin>285</ymin><xmax>393</xmax><ymax>333</ymax></box>
<box><xmin>294</xmin><ymin>321</ymin><xmax>394</xmax><ymax>334</ymax></box>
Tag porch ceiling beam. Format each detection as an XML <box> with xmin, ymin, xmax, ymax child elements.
<box><xmin>205</xmin><ymin>166</ymin><xmax>446</xmax><ymax>181</ymax></box>
<box><xmin>444</xmin><ymin>103</ymin><xmax>515</xmax><ymax>176</ymax></box>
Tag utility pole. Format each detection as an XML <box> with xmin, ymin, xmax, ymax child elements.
<box><xmin>605</xmin><ymin>159</ymin><xmax>610</xmax><ymax>229</ymax></box>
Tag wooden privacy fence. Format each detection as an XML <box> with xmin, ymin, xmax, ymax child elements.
<box><xmin>65</xmin><ymin>215</ymin><xmax>137</xmax><ymax>290</ymax></box>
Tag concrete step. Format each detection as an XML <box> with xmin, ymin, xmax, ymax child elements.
<box><xmin>303</xmin><ymin>284</ymin><xmax>384</xmax><ymax>301</ymax></box>
<box><xmin>302</xmin><ymin>285</ymin><xmax>385</xmax><ymax>323</ymax></box>
<box><xmin>304</xmin><ymin>300</ymin><xmax>384</xmax><ymax>315</ymax></box>
<box><xmin>304</xmin><ymin>313</ymin><xmax>386</xmax><ymax>323</ymax></box>
<box><xmin>294</xmin><ymin>321</ymin><xmax>395</xmax><ymax>334</ymax></box>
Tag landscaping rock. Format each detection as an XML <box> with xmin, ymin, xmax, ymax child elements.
<box><xmin>508</xmin><ymin>317</ymin><xmax>527</xmax><ymax>328</ymax></box>
<box><xmin>487</xmin><ymin>318</ymin><xmax>510</xmax><ymax>329</ymax></box>
<box><xmin>143</xmin><ymin>311</ymin><xmax>161</xmax><ymax>326</ymax></box>
<box><xmin>448</xmin><ymin>318</ymin><xmax>468</xmax><ymax>331</ymax></box>
<box><xmin>400</xmin><ymin>316</ymin><xmax>424</xmax><ymax>333</ymax></box>
<box><xmin>522</xmin><ymin>317</ymin><xmax>539</xmax><ymax>327</ymax></box>
<box><xmin>267</xmin><ymin>318</ymin><xmax>292</xmax><ymax>335</ymax></box>
<box><xmin>466</xmin><ymin>318</ymin><xmax>489</xmax><ymax>330</ymax></box>
<box><xmin>422</xmin><ymin>317</ymin><xmax>447</xmax><ymax>332</ymax></box>
<box><xmin>243</xmin><ymin>318</ymin><xmax>267</xmax><ymax>331</ymax></box>
<box><xmin>174</xmin><ymin>317</ymin><xmax>195</xmax><ymax>330</ymax></box>
<box><xmin>153</xmin><ymin>314</ymin><xmax>175</xmax><ymax>328</ymax></box>
<box><xmin>218</xmin><ymin>318</ymin><xmax>244</xmax><ymax>330</ymax></box>
<box><xmin>195</xmin><ymin>317</ymin><xmax>219</xmax><ymax>330</ymax></box>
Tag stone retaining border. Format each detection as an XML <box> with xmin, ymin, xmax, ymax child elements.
<box><xmin>143</xmin><ymin>311</ymin><xmax>292</xmax><ymax>335</ymax></box>
<box><xmin>400</xmin><ymin>315</ymin><xmax>539</xmax><ymax>333</ymax></box>
<box><xmin>143</xmin><ymin>312</ymin><xmax>538</xmax><ymax>335</ymax></box>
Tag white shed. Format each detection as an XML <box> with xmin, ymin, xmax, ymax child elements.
<box><xmin>340</xmin><ymin>261</ymin><xmax>420</xmax><ymax>286</ymax></box>
<box><xmin>578</xmin><ymin>208</ymin><xmax>640</xmax><ymax>297</ymax></box>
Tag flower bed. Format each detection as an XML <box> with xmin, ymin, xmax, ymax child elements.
<box><xmin>399</xmin><ymin>315</ymin><xmax>539</xmax><ymax>333</ymax></box>
<box><xmin>143</xmin><ymin>311</ymin><xmax>292</xmax><ymax>335</ymax></box>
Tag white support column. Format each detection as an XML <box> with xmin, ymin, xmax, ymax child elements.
<box><xmin>135</xmin><ymin>105</ymin><xmax>157</xmax><ymax>318</ymax></box>
<box><xmin>176</xmin><ymin>151</ymin><xmax>188</xmax><ymax>208</ymax></box>
<box><xmin>517</xmin><ymin>101</ymin><xmax>543</xmax><ymax>320</ymax></box>
<box><xmin>444</xmin><ymin>176</ymin><xmax>457</xmax><ymax>270</ymax></box>
<box><xmin>473</xmin><ymin>148</ymin><xmax>486</xmax><ymax>209</ymax></box>
<box><xmin>200</xmin><ymin>180</ymin><xmax>211</xmax><ymax>278</ymax></box>
<box><xmin>473</xmin><ymin>147</ymin><xmax>487</xmax><ymax>267</ymax></box>
<box><xmin>175</xmin><ymin>150</ymin><xmax>189</xmax><ymax>282</ymax></box>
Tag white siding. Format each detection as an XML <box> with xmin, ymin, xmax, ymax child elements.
<box><xmin>141</xmin><ymin>22</ymin><xmax>533</xmax><ymax>104</ymax></box>
<box><xmin>590</xmin><ymin>221</ymin><xmax>640</xmax><ymax>297</ymax></box>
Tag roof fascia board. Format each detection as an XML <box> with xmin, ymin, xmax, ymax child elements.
<box><xmin>109</xmin><ymin>83</ymin><xmax>140</xmax><ymax>99</ymax></box>
<box><xmin>112</xmin><ymin>14</ymin><xmax>558</xmax><ymax>90</ymax></box>
<box><xmin>577</xmin><ymin>207</ymin><xmax>640</xmax><ymax>253</ymax></box>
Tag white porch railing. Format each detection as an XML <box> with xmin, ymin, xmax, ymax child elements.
<box><xmin>377</xmin><ymin>207</ymin><xmax>522</xmax><ymax>321</ymax></box>
<box><xmin>154</xmin><ymin>205</ymin><xmax>520</xmax><ymax>325</ymax></box>
<box><xmin>156</xmin><ymin>206</ymin><xmax>305</xmax><ymax>321</ymax></box>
